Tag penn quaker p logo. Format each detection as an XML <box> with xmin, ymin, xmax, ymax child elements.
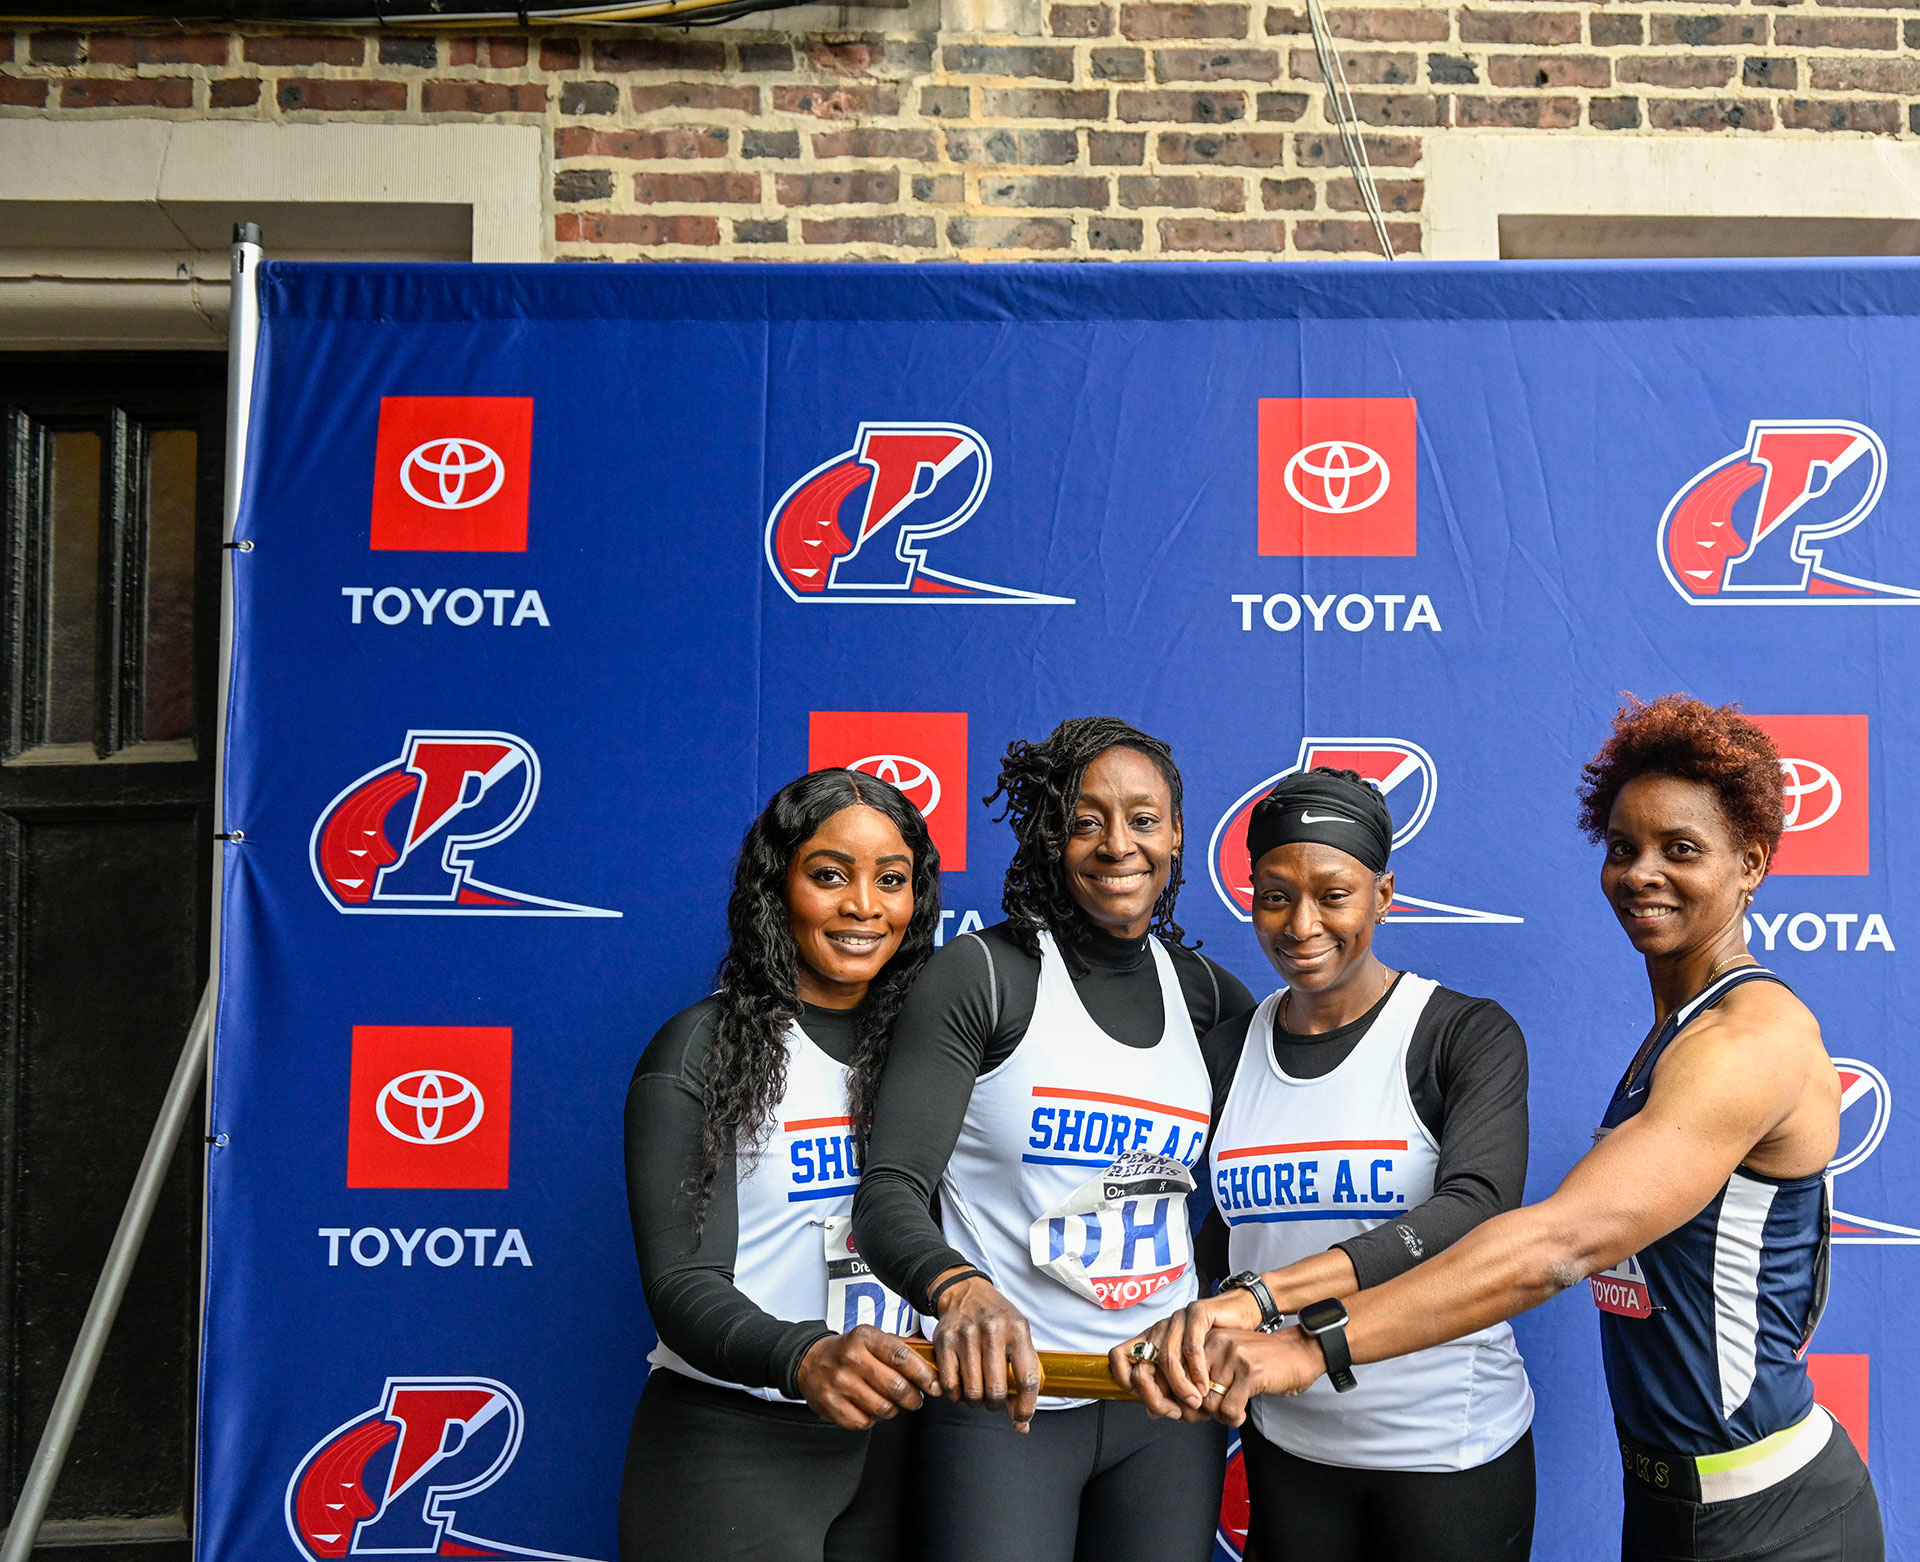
<box><xmin>1827</xmin><ymin>1058</ymin><xmax>1920</xmax><ymax>1245</ymax></box>
<box><xmin>1208</xmin><ymin>738</ymin><xmax>1521</xmax><ymax>926</ymax></box>
<box><xmin>371</xmin><ymin>397</ymin><xmax>534</xmax><ymax>553</ymax></box>
<box><xmin>1659</xmin><ymin>420</ymin><xmax>1920</xmax><ymax>604</ymax></box>
<box><xmin>286</xmin><ymin>1377</ymin><xmax>601</xmax><ymax>1561</ymax></box>
<box><xmin>1740</xmin><ymin>714</ymin><xmax>1869</xmax><ymax>876</ymax></box>
<box><xmin>310</xmin><ymin>731</ymin><xmax>618</xmax><ymax>917</ymax></box>
<box><xmin>1257</xmin><ymin>399</ymin><xmax>1417</xmax><ymax>557</ymax></box>
<box><xmin>809</xmin><ymin>710</ymin><xmax>968</xmax><ymax>870</ymax></box>
<box><xmin>765</xmin><ymin>423</ymin><xmax>1071</xmax><ymax>605</ymax></box>
<box><xmin>348</xmin><ymin>1025</ymin><xmax>511</xmax><ymax>1190</ymax></box>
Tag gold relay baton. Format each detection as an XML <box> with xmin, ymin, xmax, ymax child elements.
<box><xmin>903</xmin><ymin>1338</ymin><xmax>1137</xmax><ymax>1401</ymax></box>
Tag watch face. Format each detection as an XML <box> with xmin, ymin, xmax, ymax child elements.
<box><xmin>1299</xmin><ymin>1298</ymin><xmax>1347</xmax><ymax>1333</ymax></box>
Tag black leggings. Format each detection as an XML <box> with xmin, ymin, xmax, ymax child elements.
<box><xmin>619</xmin><ymin>1367</ymin><xmax>913</xmax><ymax>1562</ymax></box>
<box><xmin>1243</xmin><ymin>1425</ymin><xmax>1536</xmax><ymax>1562</ymax></box>
<box><xmin>915</xmin><ymin>1394</ymin><xmax>1227</xmax><ymax>1562</ymax></box>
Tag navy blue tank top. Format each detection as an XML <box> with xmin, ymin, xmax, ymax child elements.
<box><xmin>1592</xmin><ymin>966</ymin><xmax>1830</xmax><ymax>1454</ymax></box>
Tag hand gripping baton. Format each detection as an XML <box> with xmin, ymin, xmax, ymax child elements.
<box><xmin>903</xmin><ymin>1338</ymin><xmax>1137</xmax><ymax>1400</ymax></box>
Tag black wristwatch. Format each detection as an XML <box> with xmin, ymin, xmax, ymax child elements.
<box><xmin>1297</xmin><ymin>1297</ymin><xmax>1358</xmax><ymax>1392</ymax></box>
<box><xmin>1219</xmin><ymin>1270</ymin><xmax>1287</xmax><ymax>1333</ymax></box>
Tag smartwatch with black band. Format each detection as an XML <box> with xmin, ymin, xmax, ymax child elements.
<box><xmin>1219</xmin><ymin>1270</ymin><xmax>1287</xmax><ymax>1333</ymax></box>
<box><xmin>1297</xmin><ymin>1297</ymin><xmax>1358</xmax><ymax>1392</ymax></box>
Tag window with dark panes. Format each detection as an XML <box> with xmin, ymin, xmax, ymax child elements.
<box><xmin>2</xmin><ymin>355</ymin><xmax>224</xmax><ymax>1562</ymax></box>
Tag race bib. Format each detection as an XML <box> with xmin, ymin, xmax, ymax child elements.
<box><xmin>1590</xmin><ymin>1253</ymin><xmax>1654</xmax><ymax>1318</ymax></box>
<box><xmin>1028</xmin><ymin>1151</ymin><xmax>1195</xmax><ymax>1310</ymax></box>
<box><xmin>824</xmin><ymin>1216</ymin><xmax>918</xmax><ymax>1336</ymax></box>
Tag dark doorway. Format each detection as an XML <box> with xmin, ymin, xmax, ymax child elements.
<box><xmin>1</xmin><ymin>354</ymin><xmax>225</xmax><ymax>1561</ymax></box>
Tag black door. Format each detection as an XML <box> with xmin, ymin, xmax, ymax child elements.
<box><xmin>1</xmin><ymin>354</ymin><xmax>225</xmax><ymax>1561</ymax></box>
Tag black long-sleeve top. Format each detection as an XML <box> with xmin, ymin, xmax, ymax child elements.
<box><xmin>624</xmin><ymin>997</ymin><xmax>852</xmax><ymax>1401</ymax></box>
<box><xmin>852</xmin><ymin>920</ymin><xmax>1258</xmax><ymax>1314</ymax></box>
<box><xmin>1198</xmin><ymin>976</ymin><xmax>1530</xmax><ymax>1288</ymax></box>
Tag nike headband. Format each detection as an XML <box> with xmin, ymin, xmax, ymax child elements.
<box><xmin>1245</xmin><ymin>769</ymin><xmax>1394</xmax><ymax>875</ymax></box>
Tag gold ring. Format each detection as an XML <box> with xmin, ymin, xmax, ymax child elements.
<box><xmin>1209</xmin><ymin>1381</ymin><xmax>1230</xmax><ymax>1396</ymax></box>
<box><xmin>1129</xmin><ymin>1340</ymin><xmax>1161</xmax><ymax>1365</ymax></box>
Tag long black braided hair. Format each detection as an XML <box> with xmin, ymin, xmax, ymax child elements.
<box><xmin>984</xmin><ymin>716</ymin><xmax>1191</xmax><ymax>958</ymax></box>
<box><xmin>689</xmin><ymin>768</ymin><xmax>941</xmax><ymax>1233</ymax></box>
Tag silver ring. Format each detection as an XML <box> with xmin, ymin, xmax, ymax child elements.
<box><xmin>1128</xmin><ymin>1339</ymin><xmax>1161</xmax><ymax>1366</ymax></box>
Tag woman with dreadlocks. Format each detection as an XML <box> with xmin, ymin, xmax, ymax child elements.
<box><xmin>853</xmin><ymin>717</ymin><xmax>1254</xmax><ymax>1562</ymax></box>
<box><xmin>620</xmin><ymin>769</ymin><xmax>942</xmax><ymax>1562</ymax></box>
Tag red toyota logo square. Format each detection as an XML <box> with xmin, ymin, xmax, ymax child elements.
<box><xmin>347</xmin><ymin>1025</ymin><xmax>512</xmax><ymax>1189</ymax></box>
<box><xmin>1257</xmin><ymin>398</ymin><xmax>1417</xmax><ymax>557</ymax></box>
<box><xmin>1743</xmin><ymin>715</ymin><xmax>1869</xmax><ymax>876</ymax></box>
<box><xmin>370</xmin><ymin>396</ymin><xmax>534</xmax><ymax>552</ymax></box>
<box><xmin>809</xmin><ymin>712</ymin><xmax>968</xmax><ymax>872</ymax></box>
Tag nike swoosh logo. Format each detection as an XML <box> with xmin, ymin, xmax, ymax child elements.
<box><xmin>1299</xmin><ymin>810</ymin><xmax>1349</xmax><ymax>824</ymax></box>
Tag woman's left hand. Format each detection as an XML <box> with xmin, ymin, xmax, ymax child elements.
<box><xmin>1192</xmin><ymin>1327</ymin><xmax>1326</xmax><ymax>1426</ymax></box>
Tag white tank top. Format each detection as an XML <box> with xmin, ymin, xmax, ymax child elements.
<box><xmin>1211</xmin><ymin>976</ymin><xmax>1534</xmax><ymax>1471</ymax></box>
<box><xmin>932</xmin><ymin>930</ymin><xmax>1213</xmax><ymax>1407</ymax></box>
<box><xmin>651</xmin><ymin>1020</ymin><xmax>916</xmax><ymax>1403</ymax></box>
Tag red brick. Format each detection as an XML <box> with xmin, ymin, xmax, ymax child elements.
<box><xmin>1156</xmin><ymin>46</ymin><xmax>1279</xmax><ymax>78</ymax></box>
<box><xmin>739</xmin><ymin>41</ymin><xmax>793</xmax><ymax>70</ymax></box>
<box><xmin>592</xmin><ymin>37</ymin><xmax>724</xmax><ymax>71</ymax></box>
<box><xmin>1051</xmin><ymin>2</ymin><xmax>1114</xmax><ymax>32</ymax></box>
<box><xmin>1265</xmin><ymin>6</ymin><xmax>1308</xmax><ymax>32</ymax></box>
<box><xmin>1098</xmin><ymin>48</ymin><xmax>1149</xmax><ymax>81</ymax></box>
<box><xmin>629</xmin><ymin>83</ymin><xmax>759</xmax><ymax>112</ymax></box>
<box><xmin>1157</xmin><ymin>128</ymin><xmax>1286</xmax><ymax>162</ymax></box>
<box><xmin>1589</xmin><ymin>12</ymin><xmax>1643</xmax><ymax>45</ymax></box>
<box><xmin>540</xmin><ymin>39</ymin><xmax>581</xmax><ymax>70</ymax></box>
<box><xmin>1649</xmin><ymin>14</ymin><xmax>1766</xmax><ymax>45</ymax></box>
<box><xmin>89</xmin><ymin>32</ymin><xmax>228</xmax><ymax>64</ymax></box>
<box><xmin>448</xmin><ymin>38</ymin><xmax>478</xmax><ymax>66</ymax></box>
<box><xmin>982</xmin><ymin>174</ymin><xmax>1113</xmax><ymax>206</ymax></box>
<box><xmin>487</xmin><ymin>37</ymin><xmax>528</xmax><ymax>68</ymax></box>
<box><xmin>1454</xmin><ymin>94</ymin><xmax>1577</xmax><ymax>127</ymax></box>
<box><xmin>806</xmin><ymin>39</ymin><xmax>923</xmax><ymax>75</ymax></box>
<box><xmin>946</xmin><ymin>215</ymin><xmax>1075</xmax><ymax>249</ymax></box>
<box><xmin>1256</xmin><ymin>91</ymin><xmax>1310</xmax><ymax>118</ymax></box>
<box><xmin>982</xmin><ymin>87</ymin><xmax>1109</xmax><ymax>116</ymax></box>
<box><xmin>62</xmin><ymin>77</ymin><xmax>194</xmax><ymax>107</ymax></box>
<box><xmin>1328</xmin><ymin>175</ymin><xmax>1422</xmax><ymax>211</ymax></box>
<box><xmin>1119</xmin><ymin>173</ymin><xmax>1247</xmax><ymax>208</ymax></box>
<box><xmin>1092</xmin><ymin>217</ymin><xmax>1145</xmax><ymax>250</ymax></box>
<box><xmin>1774</xmin><ymin>14</ymin><xmax>1894</xmax><ymax>48</ymax></box>
<box><xmin>1589</xmin><ymin>96</ymin><xmax>1642</xmax><ymax>129</ymax></box>
<box><xmin>1486</xmin><ymin>53</ymin><xmax>1612</xmax><ymax>88</ymax></box>
<box><xmin>210</xmin><ymin>77</ymin><xmax>261</xmax><ymax>107</ymax></box>
<box><xmin>1159</xmin><ymin>217</ymin><xmax>1286</xmax><ymax>250</ymax></box>
<box><xmin>422</xmin><ymin>81</ymin><xmax>546</xmax><ymax>113</ymax></box>
<box><xmin>772</xmin><ymin>84</ymin><xmax>902</xmax><ymax>117</ymax></box>
<box><xmin>27</xmin><ymin>31</ymin><xmax>83</xmax><ymax>64</ymax></box>
<box><xmin>1294</xmin><ymin>131</ymin><xmax>1421</xmax><ymax>165</ymax></box>
<box><xmin>1744</xmin><ymin>57</ymin><xmax>1796</xmax><ymax>87</ymax></box>
<box><xmin>1325</xmin><ymin>7</ymin><xmax>1449</xmax><ymax>40</ymax></box>
<box><xmin>807</xmin><ymin>215</ymin><xmax>939</xmax><ymax>247</ymax></box>
<box><xmin>775</xmin><ymin>170</ymin><xmax>901</xmax><ymax>205</ymax></box>
<box><xmin>1295</xmin><ymin>217</ymin><xmax>1419</xmax><ymax>254</ymax></box>
<box><xmin>0</xmin><ymin>76</ymin><xmax>47</xmax><ymax>105</ymax></box>
<box><xmin>1645</xmin><ymin>96</ymin><xmax>1775</xmax><ymax>130</ymax></box>
<box><xmin>1780</xmin><ymin>97</ymin><xmax>1899</xmax><ymax>131</ymax></box>
<box><xmin>1117</xmin><ymin>87</ymin><xmax>1246</xmax><ymax>119</ymax></box>
<box><xmin>813</xmin><ymin>128</ymin><xmax>938</xmax><ymax>157</ymax></box>
<box><xmin>1615</xmin><ymin>55</ymin><xmax>1736</xmax><ymax>88</ymax></box>
<box><xmin>1458</xmin><ymin>9</ymin><xmax>1579</xmax><ymax>44</ymax></box>
<box><xmin>1288</xmin><ymin>47</ymin><xmax>1416</xmax><ymax>83</ymax></box>
<box><xmin>1121</xmin><ymin>3</ymin><xmax>1249</xmax><ymax>38</ymax></box>
<box><xmin>554</xmin><ymin>213</ymin><xmax>719</xmax><ymax>246</ymax></box>
<box><xmin>1090</xmin><ymin>129</ymin><xmax>1150</xmax><ymax>162</ymax></box>
<box><xmin>555</xmin><ymin>126</ymin><xmax>729</xmax><ymax>159</ymax></box>
<box><xmin>1807</xmin><ymin>58</ymin><xmax>1920</xmax><ymax>91</ymax></box>
<box><xmin>1260</xmin><ymin>176</ymin><xmax>1315</xmax><ymax>208</ymax></box>
<box><xmin>243</xmin><ymin>34</ymin><xmax>362</xmax><ymax>66</ymax></box>
<box><xmin>1348</xmin><ymin>92</ymin><xmax>1444</xmax><ymax>125</ymax></box>
<box><xmin>633</xmin><ymin>171</ymin><xmax>761</xmax><ymax>202</ymax></box>
<box><xmin>944</xmin><ymin>43</ymin><xmax>1076</xmax><ymax>77</ymax></box>
<box><xmin>946</xmin><ymin>127</ymin><xmax>1080</xmax><ymax>161</ymax></box>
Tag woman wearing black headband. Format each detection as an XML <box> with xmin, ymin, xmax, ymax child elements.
<box><xmin>1115</xmin><ymin>765</ymin><xmax>1536</xmax><ymax>1562</ymax></box>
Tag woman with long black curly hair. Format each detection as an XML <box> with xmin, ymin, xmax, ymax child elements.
<box><xmin>620</xmin><ymin>768</ymin><xmax>942</xmax><ymax>1562</ymax></box>
<box><xmin>853</xmin><ymin>717</ymin><xmax>1254</xmax><ymax>1562</ymax></box>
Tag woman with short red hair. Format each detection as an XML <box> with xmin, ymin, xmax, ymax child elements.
<box><xmin>1119</xmin><ymin>696</ymin><xmax>1884</xmax><ymax>1562</ymax></box>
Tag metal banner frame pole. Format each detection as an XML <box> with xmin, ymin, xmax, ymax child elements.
<box><xmin>0</xmin><ymin>222</ymin><xmax>262</xmax><ymax>1562</ymax></box>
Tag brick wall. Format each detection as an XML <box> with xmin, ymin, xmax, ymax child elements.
<box><xmin>2</xmin><ymin>0</ymin><xmax>1915</xmax><ymax>260</ymax></box>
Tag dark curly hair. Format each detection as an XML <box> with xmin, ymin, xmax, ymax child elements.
<box><xmin>985</xmin><ymin>716</ymin><xmax>1191</xmax><ymax>956</ymax></box>
<box><xmin>1576</xmin><ymin>694</ymin><xmax>1785</xmax><ymax>865</ymax></box>
<box><xmin>691</xmin><ymin>768</ymin><xmax>941</xmax><ymax>1232</ymax></box>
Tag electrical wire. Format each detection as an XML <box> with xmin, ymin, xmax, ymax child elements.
<box><xmin>0</xmin><ymin>0</ymin><xmax>813</xmax><ymax>25</ymax></box>
<box><xmin>1302</xmin><ymin>0</ymin><xmax>1396</xmax><ymax>260</ymax></box>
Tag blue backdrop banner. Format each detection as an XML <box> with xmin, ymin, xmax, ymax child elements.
<box><xmin>201</xmin><ymin>258</ymin><xmax>1919</xmax><ymax>1562</ymax></box>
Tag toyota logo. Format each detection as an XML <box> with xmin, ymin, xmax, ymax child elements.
<box><xmin>376</xmin><ymin>1069</ymin><xmax>485</xmax><ymax>1145</ymax></box>
<box><xmin>849</xmin><ymin>753</ymin><xmax>940</xmax><ymax>817</ymax></box>
<box><xmin>400</xmin><ymin>437</ymin><xmax>506</xmax><ymax>511</ymax></box>
<box><xmin>1283</xmin><ymin>440</ymin><xmax>1391</xmax><ymax>515</ymax></box>
<box><xmin>1779</xmin><ymin>758</ymin><xmax>1842</xmax><ymax>833</ymax></box>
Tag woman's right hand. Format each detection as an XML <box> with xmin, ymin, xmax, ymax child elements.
<box><xmin>1110</xmin><ymin>1287</ymin><xmax>1263</xmax><ymax>1416</ymax></box>
<box><xmin>796</xmin><ymin>1324</ymin><xmax>940</xmax><ymax>1431</ymax></box>
<box><xmin>929</xmin><ymin>1270</ymin><xmax>1043</xmax><ymax>1432</ymax></box>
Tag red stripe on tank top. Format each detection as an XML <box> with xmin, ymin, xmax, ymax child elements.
<box><xmin>1031</xmin><ymin>1087</ymin><xmax>1210</xmax><ymax>1125</ymax></box>
<box><xmin>1215</xmin><ymin>1139</ymin><xmax>1408</xmax><ymax>1160</ymax></box>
